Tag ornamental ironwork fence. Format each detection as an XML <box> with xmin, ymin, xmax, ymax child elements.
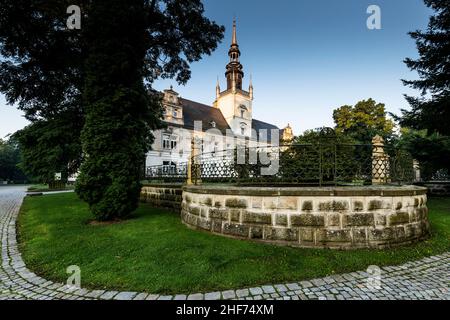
<box><xmin>144</xmin><ymin>141</ymin><xmax>415</xmax><ymax>186</ymax></box>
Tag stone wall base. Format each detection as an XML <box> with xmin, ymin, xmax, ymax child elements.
<box><xmin>140</xmin><ymin>184</ymin><xmax>182</xmax><ymax>212</ymax></box>
<box><xmin>181</xmin><ymin>185</ymin><xmax>430</xmax><ymax>250</ymax></box>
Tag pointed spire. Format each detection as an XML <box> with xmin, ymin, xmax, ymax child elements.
<box><xmin>232</xmin><ymin>17</ymin><xmax>237</xmax><ymax>45</ymax></box>
<box><xmin>249</xmin><ymin>74</ymin><xmax>253</xmax><ymax>100</ymax></box>
<box><xmin>216</xmin><ymin>76</ymin><xmax>220</xmax><ymax>99</ymax></box>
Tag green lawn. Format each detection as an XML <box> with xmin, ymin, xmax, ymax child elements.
<box><xmin>18</xmin><ymin>193</ymin><xmax>450</xmax><ymax>294</ymax></box>
<box><xmin>27</xmin><ymin>184</ymin><xmax>75</xmax><ymax>192</ymax></box>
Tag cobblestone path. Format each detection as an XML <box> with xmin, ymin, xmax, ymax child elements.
<box><xmin>1</xmin><ymin>186</ymin><xmax>449</xmax><ymax>300</ymax></box>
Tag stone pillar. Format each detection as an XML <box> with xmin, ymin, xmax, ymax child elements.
<box><xmin>372</xmin><ymin>135</ymin><xmax>390</xmax><ymax>185</ymax></box>
<box><xmin>186</xmin><ymin>138</ymin><xmax>193</xmax><ymax>185</ymax></box>
<box><xmin>413</xmin><ymin>160</ymin><xmax>421</xmax><ymax>182</ymax></box>
<box><xmin>192</xmin><ymin>136</ymin><xmax>202</xmax><ymax>185</ymax></box>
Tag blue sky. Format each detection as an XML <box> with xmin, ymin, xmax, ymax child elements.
<box><xmin>0</xmin><ymin>0</ymin><xmax>432</xmax><ymax>138</ymax></box>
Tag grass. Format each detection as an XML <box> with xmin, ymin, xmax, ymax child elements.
<box><xmin>18</xmin><ymin>193</ymin><xmax>450</xmax><ymax>294</ymax></box>
<box><xmin>27</xmin><ymin>184</ymin><xmax>75</xmax><ymax>192</ymax></box>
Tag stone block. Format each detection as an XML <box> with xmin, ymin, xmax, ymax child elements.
<box><xmin>393</xmin><ymin>225</ymin><xmax>406</xmax><ymax>240</ymax></box>
<box><xmin>185</xmin><ymin>213</ymin><xmax>198</xmax><ymax>226</ymax></box>
<box><xmin>197</xmin><ymin>218</ymin><xmax>211</xmax><ymax>231</ymax></box>
<box><xmin>252</xmin><ymin>197</ymin><xmax>263</xmax><ymax>209</ymax></box>
<box><xmin>374</xmin><ymin>213</ymin><xmax>386</xmax><ymax>226</ymax></box>
<box><xmin>326</xmin><ymin>213</ymin><xmax>340</xmax><ymax>227</ymax></box>
<box><xmin>291</xmin><ymin>213</ymin><xmax>324</xmax><ymax>227</ymax></box>
<box><xmin>301</xmin><ymin>201</ymin><xmax>313</xmax><ymax>212</ymax></box>
<box><xmin>264</xmin><ymin>227</ymin><xmax>298</xmax><ymax>242</ymax></box>
<box><xmin>199</xmin><ymin>197</ymin><xmax>212</xmax><ymax>206</ymax></box>
<box><xmin>299</xmin><ymin>228</ymin><xmax>314</xmax><ymax>242</ymax></box>
<box><xmin>278</xmin><ymin>197</ymin><xmax>298</xmax><ymax>210</ymax></box>
<box><xmin>209</xmin><ymin>208</ymin><xmax>228</xmax><ymax>220</ymax></box>
<box><xmin>318</xmin><ymin>200</ymin><xmax>349</xmax><ymax>212</ymax></box>
<box><xmin>211</xmin><ymin>220</ymin><xmax>223</xmax><ymax>233</ymax></box>
<box><xmin>225</xmin><ymin>198</ymin><xmax>248</xmax><ymax>208</ymax></box>
<box><xmin>353</xmin><ymin>201</ymin><xmax>364</xmax><ymax>212</ymax></box>
<box><xmin>275</xmin><ymin>214</ymin><xmax>288</xmax><ymax>226</ymax></box>
<box><xmin>368</xmin><ymin>200</ymin><xmax>383</xmax><ymax>211</ymax></box>
<box><xmin>230</xmin><ymin>209</ymin><xmax>241</xmax><ymax>222</ymax></box>
<box><xmin>387</xmin><ymin>212</ymin><xmax>410</xmax><ymax>226</ymax></box>
<box><xmin>188</xmin><ymin>205</ymin><xmax>201</xmax><ymax>216</ymax></box>
<box><xmin>352</xmin><ymin>228</ymin><xmax>367</xmax><ymax>243</ymax></box>
<box><xmin>250</xmin><ymin>226</ymin><xmax>263</xmax><ymax>239</ymax></box>
<box><xmin>223</xmin><ymin>223</ymin><xmax>250</xmax><ymax>238</ymax></box>
<box><xmin>242</xmin><ymin>211</ymin><xmax>271</xmax><ymax>224</ymax></box>
<box><xmin>342</xmin><ymin>213</ymin><xmax>374</xmax><ymax>227</ymax></box>
<box><xmin>368</xmin><ymin>227</ymin><xmax>395</xmax><ymax>241</ymax></box>
<box><xmin>316</xmin><ymin>229</ymin><xmax>351</xmax><ymax>243</ymax></box>
<box><xmin>263</xmin><ymin>198</ymin><xmax>278</xmax><ymax>210</ymax></box>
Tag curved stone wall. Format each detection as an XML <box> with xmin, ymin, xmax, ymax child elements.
<box><xmin>181</xmin><ymin>185</ymin><xmax>430</xmax><ymax>249</ymax></box>
<box><xmin>140</xmin><ymin>184</ymin><xmax>183</xmax><ymax>212</ymax></box>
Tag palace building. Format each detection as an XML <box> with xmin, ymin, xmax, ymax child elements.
<box><xmin>146</xmin><ymin>20</ymin><xmax>293</xmax><ymax>169</ymax></box>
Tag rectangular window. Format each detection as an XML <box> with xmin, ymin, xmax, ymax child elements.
<box><xmin>163</xmin><ymin>134</ymin><xmax>177</xmax><ymax>150</ymax></box>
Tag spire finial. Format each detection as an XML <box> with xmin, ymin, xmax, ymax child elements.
<box><xmin>232</xmin><ymin>17</ymin><xmax>237</xmax><ymax>45</ymax></box>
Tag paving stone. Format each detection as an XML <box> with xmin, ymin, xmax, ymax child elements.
<box><xmin>114</xmin><ymin>291</ymin><xmax>137</xmax><ymax>300</ymax></box>
<box><xmin>249</xmin><ymin>287</ymin><xmax>263</xmax><ymax>296</ymax></box>
<box><xmin>236</xmin><ymin>289</ymin><xmax>249</xmax><ymax>298</ymax></box>
<box><xmin>187</xmin><ymin>293</ymin><xmax>203</xmax><ymax>300</ymax></box>
<box><xmin>133</xmin><ymin>293</ymin><xmax>149</xmax><ymax>300</ymax></box>
<box><xmin>99</xmin><ymin>291</ymin><xmax>118</xmax><ymax>300</ymax></box>
<box><xmin>274</xmin><ymin>284</ymin><xmax>288</xmax><ymax>292</ymax></box>
<box><xmin>222</xmin><ymin>290</ymin><xmax>236</xmax><ymax>300</ymax></box>
<box><xmin>204</xmin><ymin>292</ymin><xmax>221</xmax><ymax>300</ymax></box>
<box><xmin>286</xmin><ymin>283</ymin><xmax>301</xmax><ymax>290</ymax></box>
<box><xmin>262</xmin><ymin>285</ymin><xmax>276</xmax><ymax>294</ymax></box>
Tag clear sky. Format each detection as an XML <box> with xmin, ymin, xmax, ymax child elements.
<box><xmin>0</xmin><ymin>0</ymin><xmax>432</xmax><ymax>138</ymax></box>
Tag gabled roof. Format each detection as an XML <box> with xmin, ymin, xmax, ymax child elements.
<box><xmin>179</xmin><ymin>98</ymin><xmax>231</xmax><ymax>134</ymax></box>
<box><xmin>252</xmin><ymin>119</ymin><xmax>281</xmax><ymax>142</ymax></box>
<box><xmin>163</xmin><ymin>97</ymin><xmax>280</xmax><ymax>141</ymax></box>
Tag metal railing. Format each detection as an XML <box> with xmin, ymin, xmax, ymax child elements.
<box><xmin>144</xmin><ymin>142</ymin><xmax>415</xmax><ymax>186</ymax></box>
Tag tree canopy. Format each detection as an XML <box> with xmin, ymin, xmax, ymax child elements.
<box><xmin>0</xmin><ymin>138</ymin><xmax>28</xmax><ymax>182</ymax></box>
<box><xmin>0</xmin><ymin>0</ymin><xmax>224</xmax><ymax>219</ymax></box>
<box><xmin>333</xmin><ymin>99</ymin><xmax>395</xmax><ymax>143</ymax></box>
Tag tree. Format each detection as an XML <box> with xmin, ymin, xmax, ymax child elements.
<box><xmin>0</xmin><ymin>138</ymin><xmax>28</xmax><ymax>182</ymax></box>
<box><xmin>395</xmin><ymin>129</ymin><xmax>450</xmax><ymax>180</ymax></box>
<box><xmin>0</xmin><ymin>1</ymin><xmax>224</xmax><ymax>220</ymax></box>
<box><xmin>398</xmin><ymin>0</ymin><xmax>450</xmax><ymax>135</ymax></box>
<box><xmin>333</xmin><ymin>99</ymin><xmax>395</xmax><ymax>143</ymax></box>
<box><xmin>12</xmin><ymin>110</ymin><xmax>82</xmax><ymax>184</ymax></box>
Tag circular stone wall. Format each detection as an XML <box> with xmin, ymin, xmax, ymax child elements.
<box><xmin>181</xmin><ymin>185</ymin><xmax>430</xmax><ymax>249</ymax></box>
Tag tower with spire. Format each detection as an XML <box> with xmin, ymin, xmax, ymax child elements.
<box><xmin>214</xmin><ymin>18</ymin><xmax>254</xmax><ymax>137</ymax></box>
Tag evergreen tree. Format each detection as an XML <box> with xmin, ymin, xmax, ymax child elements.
<box><xmin>0</xmin><ymin>0</ymin><xmax>224</xmax><ymax>220</ymax></box>
<box><xmin>398</xmin><ymin>0</ymin><xmax>450</xmax><ymax>134</ymax></box>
